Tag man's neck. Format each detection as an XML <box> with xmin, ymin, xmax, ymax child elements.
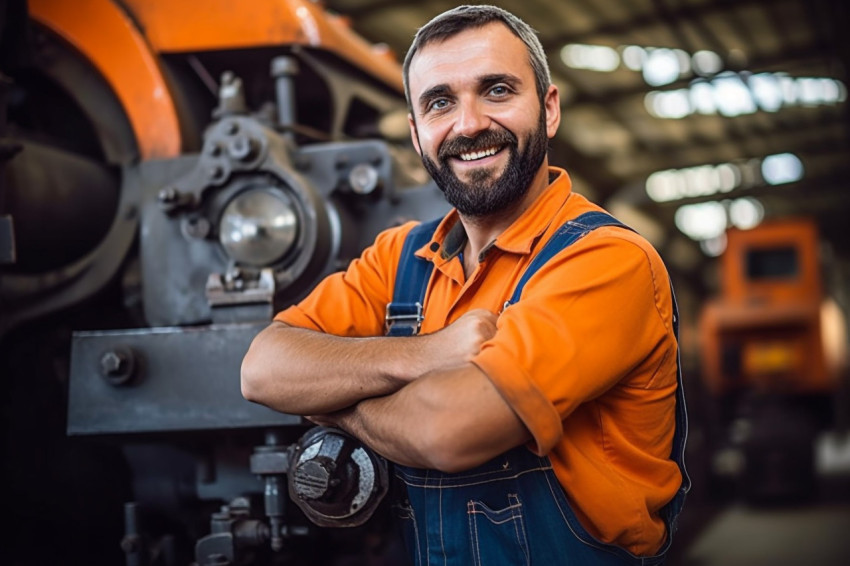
<box><xmin>458</xmin><ymin>163</ymin><xmax>551</xmax><ymax>275</ymax></box>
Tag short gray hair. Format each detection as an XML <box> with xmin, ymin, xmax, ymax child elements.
<box><xmin>402</xmin><ymin>5</ymin><xmax>551</xmax><ymax>109</ymax></box>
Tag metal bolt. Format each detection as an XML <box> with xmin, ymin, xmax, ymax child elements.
<box><xmin>227</xmin><ymin>134</ymin><xmax>258</xmax><ymax>162</ymax></box>
<box><xmin>205</xmin><ymin>141</ymin><xmax>222</xmax><ymax>156</ymax></box>
<box><xmin>158</xmin><ymin>187</ymin><xmax>179</xmax><ymax>203</ymax></box>
<box><xmin>208</xmin><ymin>165</ymin><xmax>224</xmax><ymax>181</ymax></box>
<box><xmin>99</xmin><ymin>349</ymin><xmax>135</xmax><ymax>385</ymax></box>
<box><xmin>101</xmin><ymin>351</ymin><xmax>124</xmax><ymax>374</ymax></box>
<box><xmin>348</xmin><ymin>164</ymin><xmax>380</xmax><ymax>195</ymax></box>
<box><xmin>120</xmin><ymin>534</ymin><xmax>140</xmax><ymax>554</ymax></box>
<box><xmin>182</xmin><ymin>217</ymin><xmax>211</xmax><ymax>239</ymax></box>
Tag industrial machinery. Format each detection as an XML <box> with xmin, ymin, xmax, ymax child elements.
<box><xmin>0</xmin><ymin>1</ymin><xmax>448</xmax><ymax>564</ymax></box>
<box><xmin>698</xmin><ymin>218</ymin><xmax>846</xmax><ymax>500</ymax></box>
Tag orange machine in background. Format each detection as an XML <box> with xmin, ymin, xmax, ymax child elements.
<box><xmin>698</xmin><ymin>218</ymin><xmax>845</xmax><ymax>500</ymax></box>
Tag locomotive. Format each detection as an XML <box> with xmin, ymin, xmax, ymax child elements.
<box><xmin>0</xmin><ymin>1</ymin><xmax>448</xmax><ymax>564</ymax></box>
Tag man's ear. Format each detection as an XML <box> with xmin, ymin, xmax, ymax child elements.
<box><xmin>543</xmin><ymin>84</ymin><xmax>561</xmax><ymax>139</ymax></box>
<box><xmin>408</xmin><ymin>113</ymin><xmax>422</xmax><ymax>156</ymax></box>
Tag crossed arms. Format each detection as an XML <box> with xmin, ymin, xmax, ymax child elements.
<box><xmin>240</xmin><ymin>309</ymin><xmax>530</xmax><ymax>472</ymax></box>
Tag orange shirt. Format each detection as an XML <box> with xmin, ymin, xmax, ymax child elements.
<box><xmin>276</xmin><ymin>167</ymin><xmax>682</xmax><ymax>555</ymax></box>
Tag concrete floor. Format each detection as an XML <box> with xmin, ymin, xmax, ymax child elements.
<box><xmin>673</xmin><ymin>503</ymin><xmax>850</xmax><ymax>566</ymax></box>
<box><xmin>666</xmin><ymin>434</ymin><xmax>850</xmax><ymax>566</ymax></box>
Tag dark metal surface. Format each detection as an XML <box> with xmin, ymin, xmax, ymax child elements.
<box><xmin>68</xmin><ymin>322</ymin><xmax>301</xmax><ymax>434</ymax></box>
<box><xmin>0</xmin><ymin>214</ymin><xmax>14</xmax><ymax>263</ymax></box>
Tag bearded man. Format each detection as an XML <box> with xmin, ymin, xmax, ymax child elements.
<box><xmin>242</xmin><ymin>5</ymin><xmax>689</xmax><ymax>564</ymax></box>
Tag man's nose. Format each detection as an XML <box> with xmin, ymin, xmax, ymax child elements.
<box><xmin>453</xmin><ymin>98</ymin><xmax>491</xmax><ymax>138</ymax></box>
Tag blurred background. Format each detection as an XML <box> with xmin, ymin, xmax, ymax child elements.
<box><xmin>1</xmin><ymin>0</ymin><xmax>849</xmax><ymax>564</ymax></box>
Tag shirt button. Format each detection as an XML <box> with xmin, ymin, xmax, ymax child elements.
<box><xmin>429</xmin><ymin>242</ymin><xmax>439</xmax><ymax>252</ymax></box>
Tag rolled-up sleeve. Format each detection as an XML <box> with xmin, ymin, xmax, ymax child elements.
<box><xmin>472</xmin><ymin>229</ymin><xmax>675</xmax><ymax>456</ymax></box>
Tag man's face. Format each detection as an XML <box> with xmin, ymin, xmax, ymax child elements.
<box><xmin>407</xmin><ymin>22</ymin><xmax>560</xmax><ymax>218</ymax></box>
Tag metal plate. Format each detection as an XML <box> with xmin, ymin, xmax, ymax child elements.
<box><xmin>68</xmin><ymin>322</ymin><xmax>301</xmax><ymax>434</ymax></box>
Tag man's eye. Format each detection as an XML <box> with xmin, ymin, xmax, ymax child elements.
<box><xmin>430</xmin><ymin>99</ymin><xmax>449</xmax><ymax>111</ymax></box>
<box><xmin>490</xmin><ymin>85</ymin><xmax>509</xmax><ymax>96</ymax></box>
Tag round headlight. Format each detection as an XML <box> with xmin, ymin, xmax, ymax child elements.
<box><xmin>219</xmin><ymin>188</ymin><xmax>298</xmax><ymax>266</ymax></box>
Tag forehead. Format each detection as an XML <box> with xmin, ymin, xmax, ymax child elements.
<box><xmin>408</xmin><ymin>22</ymin><xmax>532</xmax><ymax>98</ymax></box>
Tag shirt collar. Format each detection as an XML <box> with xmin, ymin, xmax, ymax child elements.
<box><xmin>416</xmin><ymin>167</ymin><xmax>573</xmax><ymax>262</ymax></box>
<box><xmin>494</xmin><ymin>167</ymin><xmax>572</xmax><ymax>255</ymax></box>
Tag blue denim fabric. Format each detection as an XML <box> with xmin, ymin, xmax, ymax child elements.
<box><xmin>395</xmin><ymin>446</ymin><xmax>677</xmax><ymax>566</ymax></box>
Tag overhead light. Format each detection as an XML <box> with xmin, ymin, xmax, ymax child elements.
<box><xmin>675</xmin><ymin>201</ymin><xmax>727</xmax><ymax>240</ymax></box>
<box><xmin>761</xmin><ymin>153</ymin><xmax>804</xmax><ymax>185</ymax></box>
<box><xmin>646</xmin><ymin>163</ymin><xmax>740</xmax><ymax>202</ymax></box>
<box><xmin>621</xmin><ymin>45</ymin><xmax>646</xmax><ymax>71</ymax></box>
<box><xmin>728</xmin><ymin>197</ymin><xmax>765</xmax><ymax>229</ymax></box>
<box><xmin>692</xmin><ymin>50</ymin><xmax>723</xmax><ymax>76</ymax></box>
<box><xmin>690</xmin><ymin>80</ymin><xmax>717</xmax><ymax>114</ymax></box>
<box><xmin>560</xmin><ymin>44</ymin><xmax>620</xmax><ymax>72</ymax></box>
<box><xmin>645</xmin><ymin>89</ymin><xmax>691</xmax><ymax>119</ymax></box>
<box><xmin>714</xmin><ymin>72</ymin><xmax>758</xmax><ymax>116</ymax></box>
<box><xmin>646</xmin><ymin>154</ymin><xmax>802</xmax><ymax>203</ymax></box>
<box><xmin>749</xmin><ymin>73</ymin><xmax>784</xmax><ymax>112</ymax></box>
<box><xmin>647</xmin><ymin>73</ymin><xmax>846</xmax><ymax>120</ymax></box>
<box><xmin>700</xmin><ymin>233</ymin><xmax>728</xmax><ymax>257</ymax></box>
<box><xmin>643</xmin><ymin>48</ymin><xmax>682</xmax><ymax>86</ymax></box>
<box><xmin>675</xmin><ymin>197</ymin><xmax>766</xmax><ymax>246</ymax></box>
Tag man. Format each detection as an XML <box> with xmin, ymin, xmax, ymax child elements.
<box><xmin>242</xmin><ymin>5</ymin><xmax>688</xmax><ymax>564</ymax></box>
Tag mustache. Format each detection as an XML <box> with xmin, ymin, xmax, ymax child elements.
<box><xmin>437</xmin><ymin>128</ymin><xmax>517</xmax><ymax>161</ymax></box>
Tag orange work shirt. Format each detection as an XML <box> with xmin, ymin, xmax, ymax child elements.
<box><xmin>276</xmin><ymin>167</ymin><xmax>682</xmax><ymax>555</ymax></box>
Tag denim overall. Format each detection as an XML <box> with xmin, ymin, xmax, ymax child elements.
<box><xmin>386</xmin><ymin>212</ymin><xmax>690</xmax><ymax>565</ymax></box>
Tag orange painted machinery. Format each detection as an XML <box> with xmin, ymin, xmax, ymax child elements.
<box><xmin>698</xmin><ymin>218</ymin><xmax>844</xmax><ymax>499</ymax></box>
<box><xmin>0</xmin><ymin>1</ymin><xmax>448</xmax><ymax>564</ymax></box>
<box><xmin>700</xmin><ymin>219</ymin><xmax>835</xmax><ymax>396</ymax></box>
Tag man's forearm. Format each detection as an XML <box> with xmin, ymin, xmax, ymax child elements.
<box><xmin>242</xmin><ymin>310</ymin><xmax>499</xmax><ymax>416</ymax></box>
<box><xmin>241</xmin><ymin>322</ymin><xmax>429</xmax><ymax>415</ymax></box>
<box><xmin>326</xmin><ymin>364</ymin><xmax>531</xmax><ymax>472</ymax></box>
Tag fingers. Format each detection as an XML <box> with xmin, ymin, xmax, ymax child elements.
<box><xmin>456</xmin><ymin>308</ymin><xmax>498</xmax><ymax>339</ymax></box>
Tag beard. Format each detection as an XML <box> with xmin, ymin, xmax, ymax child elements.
<box><xmin>420</xmin><ymin>111</ymin><xmax>549</xmax><ymax>218</ymax></box>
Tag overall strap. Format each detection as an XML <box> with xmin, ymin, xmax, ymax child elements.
<box><xmin>505</xmin><ymin>211</ymin><xmax>632</xmax><ymax>307</ymax></box>
<box><xmin>385</xmin><ymin>218</ymin><xmax>441</xmax><ymax>336</ymax></box>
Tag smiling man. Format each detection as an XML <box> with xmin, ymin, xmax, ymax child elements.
<box><xmin>242</xmin><ymin>5</ymin><xmax>689</xmax><ymax>564</ymax></box>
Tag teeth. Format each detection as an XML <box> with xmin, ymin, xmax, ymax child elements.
<box><xmin>459</xmin><ymin>147</ymin><xmax>500</xmax><ymax>161</ymax></box>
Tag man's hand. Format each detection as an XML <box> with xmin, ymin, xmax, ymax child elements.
<box><xmin>417</xmin><ymin>309</ymin><xmax>498</xmax><ymax>370</ymax></box>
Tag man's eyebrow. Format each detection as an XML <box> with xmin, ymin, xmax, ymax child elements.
<box><xmin>418</xmin><ymin>84</ymin><xmax>452</xmax><ymax>109</ymax></box>
<box><xmin>478</xmin><ymin>73</ymin><xmax>522</xmax><ymax>87</ymax></box>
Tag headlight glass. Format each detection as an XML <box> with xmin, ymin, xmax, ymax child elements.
<box><xmin>219</xmin><ymin>188</ymin><xmax>298</xmax><ymax>266</ymax></box>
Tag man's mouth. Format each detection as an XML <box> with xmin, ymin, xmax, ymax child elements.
<box><xmin>456</xmin><ymin>146</ymin><xmax>503</xmax><ymax>162</ymax></box>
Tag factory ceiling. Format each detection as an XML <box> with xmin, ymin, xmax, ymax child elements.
<box><xmin>324</xmin><ymin>0</ymin><xmax>850</xmax><ymax>292</ymax></box>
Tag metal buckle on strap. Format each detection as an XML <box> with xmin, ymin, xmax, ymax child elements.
<box><xmin>385</xmin><ymin>303</ymin><xmax>424</xmax><ymax>336</ymax></box>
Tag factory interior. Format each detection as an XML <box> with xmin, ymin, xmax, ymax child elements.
<box><xmin>2</xmin><ymin>0</ymin><xmax>850</xmax><ymax>564</ymax></box>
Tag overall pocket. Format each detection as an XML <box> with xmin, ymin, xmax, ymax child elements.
<box><xmin>467</xmin><ymin>494</ymin><xmax>530</xmax><ymax>566</ymax></box>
